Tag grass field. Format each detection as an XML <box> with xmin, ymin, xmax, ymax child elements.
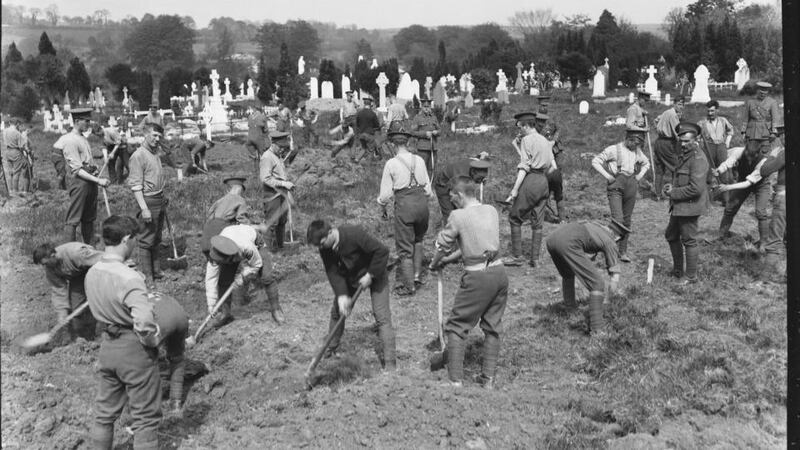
<box><xmin>0</xmin><ymin>89</ymin><xmax>785</xmax><ymax>449</ymax></box>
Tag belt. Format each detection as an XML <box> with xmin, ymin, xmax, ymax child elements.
<box><xmin>144</xmin><ymin>191</ymin><xmax>164</xmax><ymax>198</ymax></box>
<box><xmin>102</xmin><ymin>323</ymin><xmax>133</xmax><ymax>339</ymax></box>
<box><xmin>465</xmin><ymin>259</ymin><xmax>503</xmax><ymax>272</ymax></box>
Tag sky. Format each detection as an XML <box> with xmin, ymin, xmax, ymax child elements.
<box><xmin>9</xmin><ymin>0</ymin><xmax>772</xmax><ymax>29</ymax></box>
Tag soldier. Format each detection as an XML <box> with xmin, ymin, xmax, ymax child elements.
<box><xmin>591</xmin><ymin>128</ymin><xmax>651</xmax><ymax>262</ymax></box>
<box><xmin>411</xmin><ymin>98</ymin><xmax>441</xmax><ymax>175</ymax></box>
<box><xmin>652</xmin><ymin>96</ymin><xmax>685</xmax><ymax>200</ymax></box>
<box><xmin>535</xmin><ymin>112</ymin><xmax>566</xmax><ymax>222</ymax></box>
<box><xmin>433</xmin><ymin>152</ymin><xmax>491</xmax><ymax>224</ymax></box>
<box><xmin>260</xmin><ymin>131</ymin><xmax>294</xmax><ymax>250</ymax></box>
<box><xmin>626</xmin><ymin>91</ymin><xmax>650</xmax><ymax>130</ymax></box>
<box><xmin>306</xmin><ymin>219</ymin><xmax>396</xmax><ymax>369</ymax></box>
<box><xmin>149</xmin><ymin>293</ymin><xmax>189</xmax><ymax>415</ymax></box>
<box><xmin>742</xmin><ymin>81</ymin><xmax>780</xmax><ymax>157</ymax></box>
<box><xmin>201</xmin><ymin>175</ymin><xmax>251</xmax><ymax>259</ymax></box>
<box><xmin>246</xmin><ymin>105</ymin><xmax>270</xmax><ymax>171</ymax></box>
<box><xmin>85</xmin><ymin>215</ymin><xmax>161</xmax><ymax>450</ymax></box>
<box><xmin>205</xmin><ymin>223</ymin><xmax>284</xmax><ymax>326</ymax></box>
<box><xmin>33</xmin><ymin>241</ymin><xmax>103</xmax><ymax>341</ymax></box>
<box><xmin>698</xmin><ymin>100</ymin><xmax>734</xmax><ymax>205</ymax></box>
<box><xmin>378</xmin><ymin>130</ymin><xmax>433</xmax><ymax>295</ymax></box>
<box><xmin>663</xmin><ymin>122</ymin><xmax>710</xmax><ymax>284</ymax></box>
<box><xmin>297</xmin><ymin>101</ymin><xmax>319</xmax><ymax>147</ymax></box>
<box><xmin>62</xmin><ymin>108</ymin><xmax>111</xmax><ymax>244</ymax></box>
<box><xmin>102</xmin><ymin>121</ymin><xmax>129</xmax><ymax>184</ymax></box>
<box><xmin>503</xmin><ymin>111</ymin><xmax>556</xmax><ymax>267</ymax></box>
<box><xmin>139</xmin><ymin>103</ymin><xmax>164</xmax><ymax>129</ymax></box>
<box><xmin>545</xmin><ymin>219</ymin><xmax>629</xmax><ymax>333</ymax></box>
<box><xmin>354</xmin><ymin>96</ymin><xmax>382</xmax><ymax>161</ymax></box>
<box><xmin>128</xmin><ymin>122</ymin><xmax>167</xmax><ymax>286</ymax></box>
<box><xmin>181</xmin><ymin>135</ymin><xmax>213</xmax><ymax>177</ymax></box>
<box><xmin>2</xmin><ymin>118</ymin><xmax>27</xmax><ymax>194</ymax></box>
<box><xmin>428</xmin><ymin>176</ymin><xmax>507</xmax><ymax>388</ymax></box>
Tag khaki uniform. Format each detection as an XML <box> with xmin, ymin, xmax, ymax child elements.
<box><xmin>411</xmin><ymin>111</ymin><xmax>440</xmax><ymax>173</ymax></box>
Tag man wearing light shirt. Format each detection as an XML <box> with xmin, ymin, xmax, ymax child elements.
<box><xmin>626</xmin><ymin>91</ymin><xmax>650</xmax><ymax>130</ymax></box>
<box><xmin>504</xmin><ymin>111</ymin><xmax>557</xmax><ymax>267</ymax></box>
<box><xmin>128</xmin><ymin>122</ymin><xmax>166</xmax><ymax>286</ymax></box>
<box><xmin>592</xmin><ymin>129</ymin><xmax>651</xmax><ymax>262</ymax></box>
<box><xmin>260</xmin><ymin>131</ymin><xmax>294</xmax><ymax>250</ymax></box>
<box><xmin>378</xmin><ymin>130</ymin><xmax>433</xmax><ymax>296</ymax></box>
<box><xmin>204</xmin><ymin>223</ymin><xmax>283</xmax><ymax>327</ymax></box>
<box><xmin>62</xmin><ymin>108</ymin><xmax>111</xmax><ymax>244</ymax></box>
<box><xmin>85</xmin><ymin>215</ymin><xmax>161</xmax><ymax>450</ymax></box>
<box><xmin>652</xmin><ymin>97</ymin><xmax>685</xmax><ymax>200</ymax></box>
<box><xmin>698</xmin><ymin>100</ymin><xmax>734</xmax><ymax>204</ymax></box>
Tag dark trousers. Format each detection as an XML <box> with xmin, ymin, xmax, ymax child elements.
<box><xmin>328</xmin><ymin>274</ymin><xmax>393</xmax><ymax>352</ymax></box>
<box><xmin>51</xmin><ymin>152</ymin><xmax>67</xmax><ymax>190</ymax></box>
<box><xmin>65</xmin><ymin>177</ymin><xmax>98</xmax><ymax>244</ymax></box>
<box><xmin>607</xmin><ymin>174</ymin><xmax>637</xmax><ymax>254</ymax></box>
<box><xmin>444</xmin><ymin>266</ymin><xmax>509</xmax><ymax>339</ymax></box>
<box><xmin>93</xmin><ymin>332</ymin><xmax>161</xmax><ymax>450</ymax></box>
<box><xmin>435</xmin><ymin>187</ymin><xmax>455</xmax><ymax>223</ymax></box>
<box><xmin>547</xmin><ymin>226</ymin><xmax>606</xmax><ymax>293</ymax></box>
<box><xmin>264</xmin><ymin>195</ymin><xmax>288</xmax><ymax>249</ymax></box>
<box><xmin>547</xmin><ymin>168</ymin><xmax>564</xmax><ymax>202</ymax></box>
<box><xmin>106</xmin><ymin>144</ymin><xmax>130</xmax><ymax>184</ymax></box>
<box><xmin>764</xmin><ymin>190</ymin><xmax>786</xmax><ymax>257</ymax></box>
<box><xmin>137</xmin><ymin>195</ymin><xmax>166</xmax><ymax>250</ymax></box>
<box><xmin>216</xmin><ymin>262</ymin><xmax>239</xmax><ymax>319</ymax></box>
<box><xmin>393</xmin><ymin>187</ymin><xmax>429</xmax><ymax>260</ymax></box>
<box><xmin>653</xmin><ymin>137</ymin><xmax>677</xmax><ymax>196</ymax></box>
<box><xmin>417</xmin><ymin>149</ymin><xmax>436</xmax><ymax>175</ymax></box>
<box><xmin>47</xmin><ymin>270</ymin><xmax>97</xmax><ymax>340</ymax></box>
<box><xmin>720</xmin><ymin>180</ymin><xmax>771</xmax><ymax>231</ymax></box>
<box><xmin>509</xmin><ymin>171</ymin><xmax>549</xmax><ymax>230</ymax></box>
<box><xmin>665</xmin><ymin>215</ymin><xmax>699</xmax><ymax>247</ymax></box>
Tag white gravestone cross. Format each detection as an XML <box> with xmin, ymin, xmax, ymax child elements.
<box><xmin>223</xmin><ymin>77</ymin><xmax>233</xmax><ymax>102</ymax></box>
<box><xmin>691</xmin><ymin>64</ymin><xmax>711</xmax><ymax>103</ymax></box>
<box><xmin>644</xmin><ymin>65</ymin><xmax>658</xmax><ymax>95</ymax></box>
<box><xmin>592</xmin><ymin>70</ymin><xmax>606</xmax><ymax>98</ymax></box>
<box><xmin>376</xmin><ymin>72</ymin><xmax>389</xmax><ymax>111</ymax></box>
<box><xmin>247</xmin><ymin>79</ymin><xmax>255</xmax><ymax>98</ymax></box>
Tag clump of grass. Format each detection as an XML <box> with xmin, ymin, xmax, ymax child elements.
<box><xmin>311</xmin><ymin>354</ymin><xmax>368</xmax><ymax>389</ymax></box>
<box><xmin>542</xmin><ymin>417</ymin><xmax>606</xmax><ymax>450</ymax></box>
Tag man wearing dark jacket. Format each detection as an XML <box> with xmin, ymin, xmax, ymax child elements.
<box><xmin>307</xmin><ymin>220</ymin><xmax>396</xmax><ymax>370</ymax></box>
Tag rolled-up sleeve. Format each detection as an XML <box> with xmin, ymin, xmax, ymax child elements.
<box><xmin>435</xmin><ymin>215</ymin><xmax>460</xmax><ymax>253</ymax></box>
<box><xmin>717</xmin><ymin>147</ymin><xmax>744</xmax><ymax>173</ymax></box>
<box><xmin>205</xmin><ymin>261</ymin><xmax>220</xmax><ymax>309</ymax></box>
<box><xmin>62</xmin><ymin>140</ymin><xmax>85</xmax><ymax>174</ymax></box>
<box><xmin>127</xmin><ymin>152</ymin><xmax>145</xmax><ymax>192</ymax></box>
<box><xmin>377</xmin><ymin>161</ymin><xmax>395</xmax><ymax>205</ymax></box>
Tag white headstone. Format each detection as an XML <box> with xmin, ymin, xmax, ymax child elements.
<box><xmin>298</xmin><ymin>56</ymin><xmax>305</xmax><ymax>75</ymax></box>
<box><xmin>239</xmin><ymin>82</ymin><xmax>244</xmax><ymax>98</ymax></box>
<box><xmin>309</xmin><ymin>77</ymin><xmax>319</xmax><ymax>99</ymax></box>
<box><xmin>691</xmin><ymin>64</ymin><xmax>710</xmax><ymax>103</ymax></box>
<box><xmin>223</xmin><ymin>78</ymin><xmax>233</xmax><ymax>102</ymax></box>
<box><xmin>495</xmin><ymin>69</ymin><xmax>508</xmax><ymax>92</ymax></box>
<box><xmin>644</xmin><ymin>65</ymin><xmax>658</xmax><ymax>95</ymax></box>
<box><xmin>341</xmin><ymin>75</ymin><xmax>351</xmax><ymax>98</ymax></box>
<box><xmin>579</xmin><ymin>101</ymin><xmax>589</xmax><ymax>114</ymax></box>
<box><xmin>664</xmin><ymin>93</ymin><xmax>672</xmax><ymax>106</ymax></box>
<box><xmin>371</xmin><ymin>58</ymin><xmax>379</xmax><ymax>69</ymax></box>
<box><xmin>376</xmin><ymin>72</ymin><xmax>389</xmax><ymax>111</ymax></box>
<box><xmin>397</xmin><ymin>73</ymin><xmax>413</xmax><ymax>100</ymax></box>
<box><xmin>424</xmin><ymin>77</ymin><xmax>433</xmax><ymax>99</ymax></box>
<box><xmin>529</xmin><ymin>63</ymin><xmax>535</xmax><ymax>80</ymax></box>
<box><xmin>734</xmin><ymin>58</ymin><xmax>750</xmax><ymax>90</ymax></box>
<box><xmin>321</xmin><ymin>81</ymin><xmax>334</xmax><ymax>99</ymax></box>
<box><xmin>210</xmin><ymin>70</ymin><xmax>221</xmax><ymax>99</ymax></box>
<box><xmin>628</xmin><ymin>92</ymin><xmax>635</xmax><ymax>104</ymax></box>
<box><xmin>246</xmin><ymin>79</ymin><xmax>255</xmax><ymax>98</ymax></box>
<box><xmin>592</xmin><ymin>70</ymin><xmax>606</xmax><ymax>98</ymax></box>
<box><xmin>411</xmin><ymin>80</ymin><xmax>421</xmax><ymax>101</ymax></box>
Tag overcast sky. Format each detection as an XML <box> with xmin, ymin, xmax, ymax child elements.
<box><xmin>14</xmin><ymin>0</ymin><xmax>771</xmax><ymax>28</ymax></box>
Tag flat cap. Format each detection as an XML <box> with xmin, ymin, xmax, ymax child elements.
<box><xmin>675</xmin><ymin>122</ymin><xmax>701</xmax><ymax>137</ymax></box>
<box><xmin>386</xmin><ymin>130</ymin><xmax>413</xmax><ymax>141</ymax></box>
<box><xmin>625</xmin><ymin>128</ymin><xmax>647</xmax><ymax>141</ymax></box>
<box><xmin>609</xmin><ymin>218</ymin><xmax>632</xmax><ymax>236</ymax></box>
<box><xmin>345</xmin><ymin>90</ymin><xmax>354</xmax><ymax>95</ymax></box>
<box><xmin>756</xmin><ymin>81</ymin><xmax>772</xmax><ymax>89</ymax></box>
<box><xmin>513</xmin><ymin>111</ymin><xmax>537</xmax><ymax>121</ymax></box>
<box><xmin>209</xmin><ymin>235</ymin><xmax>240</xmax><ymax>264</ymax></box>
<box><xmin>535</xmin><ymin>113</ymin><xmax>549</xmax><ymax>121</ymax></box>
<box><xmin>69</xmin><ymin>108</ymin><xmax>93</xmax><ymax>120</ymax></box>
<box><xmin>362</xmin><ymin>96</ymin><xmax>374</xmax><ymax>102</ymax></box>
<box><xmin>469</xmin><ymin>159</ymin><xmax>491</xmax><ymax>170</ymax></box>
<box><xmin>269</xmin><ymin>130</ymin><xmax>290</xmax><ymax>141</ymax></box>
<box><xmin>223</xmin><ymin>174</ymin><xmax>247</xmax><ymax>189</ymax></box>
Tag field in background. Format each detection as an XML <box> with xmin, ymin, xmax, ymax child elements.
<box><xmin>0</xmin><ymin>91</ymin><xmax>785</xmax><ymax>449</ymax></box>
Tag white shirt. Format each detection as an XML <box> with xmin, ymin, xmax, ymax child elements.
<box><xmin>204</xmin><ymin>225</ymin><xmax>263</xmax><ymax>308</ymax></box>
<box><xmin>377</xmin><ymin>150</ymin><xmax>433</xmax><ymax>205</ymax></box>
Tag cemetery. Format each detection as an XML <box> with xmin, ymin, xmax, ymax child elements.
<box><xmin>0</xmin><ymin>2</ymin><xmax>789</xmax><ymax>449</ymax></box>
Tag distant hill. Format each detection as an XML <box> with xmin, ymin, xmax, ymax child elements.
<box><xmin>635</xmin><ymin>23</ymin><xmax>668</xmax><ymax>39</ymax></box>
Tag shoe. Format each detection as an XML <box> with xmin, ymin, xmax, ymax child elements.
<box><xmin>475</xmin><ymin>374</ymin><xmax>495</xmax><ymax>390</ymax></box>
<box><xmin>164</xmin><ymin>399</ymin><xmax>182</xmax><ymax>416</ymax></box>
<box><xmin>503</xmin><ymin>256</ymin><xmax>525</xmax><ymax>267</ymax></box>
<box><xmin>620</xmin><ymin>253</ymin><xmax>632</xmax><ymax>263</ymax></box>
<box><xmin>212</xmin><ymin>314</ymin><xmax>234</xmax><ymax>329</ymax></box>
<box><xmin>393</xmin><ymin>285</ymin><xmax>415</xmax><ymax>297</ymax></box>
<box><xmin>271</xmin><ymin>309</ymin><xmax>286</xmax><ymax>325</ymax></box>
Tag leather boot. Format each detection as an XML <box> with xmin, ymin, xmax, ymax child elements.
<box><xmin>63</xmin><ymin>224</ymin><xmax>77</xmax><ymax>243</ymax></box>
<box><xmin>757</xmin><ymin>219</ymin><xmax>770</xmax><ymax>249</ymax></box>
<box><xmin>503</xmin><ymin>224</ymin><xmax>525</xmax><ymax>266</ymax></box>
<box><xmin>139</xmin><ymin>248</ymin><xmax>154</xmax><ymax>285</ymax></box>
<box><xmin>479</xmin><ymin>334</ymin><xmax>500</xmax><ymax>389</ymax></box>
<box><xmin>556</xmin><ymin>201</ymin><xmax>567</xmax><ymax>223</ymax></box>
<box><xmin>379</xmin><ymin>324</ymin><xmax>397</xmax><ymax>370</ymax></box>
<box><xmin>90</xmin><ymin>423</ymin><xmax>114</xmax><ymax>450</ymax></box>
<box><xmin>529</xmin><ymin>228</ymin><xmax>543</xmax><ymax>267</ymax></box>
<box><xmin>413</xmin><ymin>243</ymin><xmax>425</xmax><ymax>286</ymax></box>
<box><xmin>562</xmin><ymin>277</ymin><xmax>577</xmax><ymax>307</ymax></box>
<box><xmin>80</xmin><ymin>221</ymin><xmax>95</xmax><ymax>245</ymax></box>
<box><xmin>618</xmin><ymin>235</ymin><xmax>630</xmax><ymax>261</ymax></box>
<box><xmin>274</xmin><ymin>222</ymin><xmax>285</xmax><ymax>250</ymax></box>
<box><xmin>151</xmin><ymin>247</ymin><xmax>163</xmax><ymax>280</ymax></box>
<box><xmin>265</xmin><ymin>282</ymin><xmax>285</xmax><ymax>324</ymax></box>
<box><xmin>445</xmin><ymin>332</ymin><xmax>466</xmax><ymax>384</ymax></box>
<box><xmin>718</xmin><ymin>214</ymin><xmax>733</xmax><ymax>239</ymax></box>
<box><xmin>684</xmin><ymin>245</ymin><xmax>699</xmax><ymax>282</ymax></box>
<box><xmin>588</xmin><ymin>290</ymin><xmax>606</xmax><ymax>334</ymax></box>
<box><xmin>394</xmin><ymin>258</ymin><xmax>415</xmax><ymax>296</ymax></box>
<box><xmin>668</xmin><ymin>240</ymin><xmax>684</xmax><ymax>278</ymax></box>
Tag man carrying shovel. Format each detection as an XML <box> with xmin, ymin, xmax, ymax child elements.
<box><xmin>260</xmin><ymin>131</ymin><xmax>294</xmax><ymax>251</ymax></box>
<box><xmin>428</xmin><ymin>176</ymin><xmax>507</xmax><ymax>388</ymax></box>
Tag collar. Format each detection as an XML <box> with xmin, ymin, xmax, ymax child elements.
<box><xmin>101</xmin><ymin>253</ymin><xmax>126</xmax><ymax>263</ymax></box>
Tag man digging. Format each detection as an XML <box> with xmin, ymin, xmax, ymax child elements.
<box><xmin>433</xmin><ymin>152</ymin><xmax>491</xmax><ymax>225</ymax></box>
<box><xmin>260</xmin><ymin>131</ymin><xmax>294</xmax><ymax>251</ymax></box>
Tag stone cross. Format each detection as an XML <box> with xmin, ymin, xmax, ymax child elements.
<box><xmin>247</xmin><ymin>79</ymin><xmax>255</xmax><ymax>98</ymax></box>
<box><xmin>371</xmin><ymin>58</ymin><xmax>379</xmax><ymax>69</ymax></box>
<box><xmin>644</xmin><ymin>65</ymin><xmax>658</xmax><ymax>95</ymax></box>
<box><xmin>224</xmin><ymin>77</ymin><xmax>232</xmax><ymax>102</ymax></box>
<box><xmin>95</xmin><ymin>87</ymin><xmax>104</xmax><ymax>109</ymax></box>
<box><xmin>604</xmin><ymin>57</ymin><xmax>609</xmax><ymax>68</ymax></box>
<box><xmin>424</xmin><ymin>77</ymin><xmax>433</xmax><ymax>99</ymax></box>
<box><xmin>298</xmin><ymin>56</ymin><xmax>305</xmax><ymax>75</ymax></box>
<box><xmin>210</xmin><ymin>70</ymin><xmax>221</xmax><ymax>99</ymax></box>
<box><xmin>376</xmin><ymin>72</ymin><xmax>389</xmax><ymax>111</ymax></box>
<box><xmin>239</xmin><ymin>82</ymin><xmax>244</xmax><ymax>97</ymax></box>
<box><xmin>529</xmin><ymin>63</ymin><xmax>535</xmax><ymax>79</ymax></box>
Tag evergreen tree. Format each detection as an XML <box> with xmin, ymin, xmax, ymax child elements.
<box><xmin>3</xmin><ymin>42</ymin><xmax>26</xmax><ymax>83</ymax></box>
<box><xmin>10</xmin><ymin>83</ymin><xmax>41</xmax><ymax>121</ymax></box>
<box><xmin>38</xmin><ymin>32</ymin><xmax>56</xmax><ymax>56</ymax></box>
<box><xmin>4</xmin><ymin>42</ymin><xmax>23</xmax><ymax>65</ymax></box>
<box><xmin>409</xmin><ymin>57</ymin><xmax>427</xmax><ymax>84</ymax></box>
<box><xmin>65</xmin><ymin>57</ymin><xmax>92</xmax><ymax>103</ymax></box>
<box><xmin>256</xmin><ymin>56</ymin><xmax>272</xmax><ymax>104</ymax></box>
<box><xmin>275</xmin><ymin>42</ymin><xmax>304</xmax><ymax>108</ymax></box>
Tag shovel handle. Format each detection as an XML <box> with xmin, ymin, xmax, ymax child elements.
<box><xmin>22</xmin><ymin>302</ymin><xmax>91</xmax><ymax>348</ymax></box>
<box><xmin>163</xmin><ymin>213</ymin><xmax>180</xmax><ymax>259</ymax></box>
<box><xmin>305</xmin><ymin>285</ymin><xmax>365</xmax><ymax>382</ymax></box>
<box><xmin>437</xmin><ymin>272</ymin><xmax>445</xmax><ymax>351</ymax></box>
<box><xmin>102</xmin><ymin>188</ymin><xmax>111</xmax><ymax>216</ymax></box>
<box><xmin>190</xmin><ymin>283</ymin><xmax>237</xmax><ymax>343</ymax></box>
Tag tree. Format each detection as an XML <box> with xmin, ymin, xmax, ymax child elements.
<box><xmin>253</xmin><ymin>21</ymin><xmax>321</xmax><ymax>70</ymax></box>
<box><xmin>587</xmin><ymin>10</ymin><xmax>620</xmax><ymax>64</ymax></box>
<box><xmin>469</xmin><ymin>68</ymin><xmax>494</xmax><ymax>100</ymax></box>
<box><xmin>104</xmin><ymin>63</ymin><xmax>137</xmax><ymax>100</ymax></box>
<box><xmin>353</xmin><ymin>38</ymin><xmax>373</xmax><ymax>62</ymax></box>
<box><xmin>158</xmin><ymin>67</ymin><xmax>193</xmax><ymax>107</ymax></box>
<box><xmin>556</xmin><ymin>51</ymin><xmax>593</xmax><ymax>101</ymax></box>
<box><xmin>65</xmin><ymin>57</ymin><xmax>92</xmax><ymax>103</ymax></box>
<box><xmin>318</xmin><ymin>59</ymin><xmax>340</xmax><ymax>98</ymax></box>
<box><xmin>393</xmin><ymin>24</ymin><xmax>437</xmax><ymax>64</ymax></box>
<box><xmin>275</xmin><ymin>42</ymin><xmax>305</xmax><ymax>108</ymax></box>
<box><xmin>4</xmin><ymin>42</ymin><xmax>23</xmax><ymax>66</ymax></box>
<box><xmin>124</xmin><ymin>15</ymin><xmax>195</xmax><ymax>103</ymax></box>
<box><xmin>45</xmin><ymin>4</ymin><xmax>58</xmax><ymax>26</ymax></box>
<box><xmin>29</xmin><ymin>7</ymin><xmax>41</xmax><ymax>25</ymax></box>
<box><xmin>9</xmin><ymin>83</ymin><xmax>41</xmax><ymax>121</ymax></box>
<box><xmin>409</xmin><ymin>57</ymin><xmax>427</xmax><ymax>84</ymax></box>
<box><xmin>509</xmin><ymin>9</ymin><xmax>556</xmax><ymax>36</ymax></box>
<box><xmin>217</xmin><ymin>25</ymin><xmax>235</xmax><ymax>60</ymax></box>
<box><xmin>93</xmin><ymin>9</ymin><xmax>110</xmax><ymax>26</ymax></box>
<box><xmin>38</xmin><ymin>32</ymin><xmax>56</xmax><ymax>56</ymax></box>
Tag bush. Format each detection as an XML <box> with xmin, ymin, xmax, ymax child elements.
<box><xmin>9</xmin><ymin>83</ymin><xmax>40</xmax><ymax>122</ymax></box>
<box><xmin>469</xmin><ymin>68</ymin><xmax>494</xmax><ymax>100</ymax></box>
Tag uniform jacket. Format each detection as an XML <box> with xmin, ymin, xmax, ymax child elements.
<box><xmin>320</xmin><ymin>225</ymin><xmax>389</xmax><ymax>297</ymax></box>
<box><xmin>743</xmin><ymin>97</ymin><xmax>780</xmax><ymax>140</ymax></box>
<box><xmin>668</xmin><ymin>142</ymin><xmax>709</xmax><ymax>217</ymax></box>
<box><xmin>411</xmin><ymin>112</ymin><xmax>440</xmax><ymax>151</ymax></box>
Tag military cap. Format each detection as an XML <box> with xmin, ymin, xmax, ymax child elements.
<box><xmin>469</xmin><ymin>159</ymin><xmax>491</xmax><ymax>170</ymax></box>
<box><xmin>386</xmin><ymin>130</ymin><xmax>413</xmax><ymax>142</ymax></box>
<box><xmin>472</xmin><ymin>151</ymin><xmax>491</xmax><ymax>160</ymax></box>
<box><xmin>345</xmin><ymin>90</ymin><xmax>354</xmax><ymax>95</ymax></box>
<box><xmin>513</xmin><ymin>111</ymin><xmax>538</xmax><ymax>121</ymax></box>
<box><xmin>535</xmin><ymin>113</ymin><xmax>549</xmax><ymax>121</ymax></box>
<box><xmin>223</xmin><ymin>174</ymin><xmax>248</xmax><ymax>189</ymax></box>
<box><xmin>420</xmin><ymin>98</ymin><xmax>432</xmax><ymax>104</ymax></box>
<box><xmin>537</xmin><ymin>95</ymin><xmax>551</xmax><ymax>102</ymax></box>
<box><xmin>209</xmin><ymin>235</ymin><xmax>240</xmax><ymax>264</ymax></box>
<box><xmin>625</xmin><ymin>128</ymin><xmax>647</xmax><ymax>142</ymax></box>
<box><xmin>637</xmin><ymin>91</ymin><xmax>651</xmax><ymax>99</ymax></box>
<box><xmin>269</xmin><ymin>130</ymin><xmax>290</xmax><ymax>141</ymax></box>
<box><xmin>362</xmin><ymin>96</ymin><xmax>374</xmax><ymax>103</ymax></box>
<box><xmin>609</xmin><ymin>218</ymin><xmax>632</xmax><ymax>236</ymax></box>
<box><xmin>675</xmin><ymin>122</ymin><xmax>701</xmax><ymax>137</ymax></box>
<box><xmin>756</xmin><ymin>81</ymin><xmax>772</xmax><ymax>89</ymax></box>
<box><xmin>69</xmin><ymin>108</ymin><xmax>93</xmax><ymax>121</ymax></box>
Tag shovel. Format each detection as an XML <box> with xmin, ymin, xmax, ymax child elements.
<box><xmin>436</xmin><ymin>271</ymin><xmax>445</xmax><ymax>351</ymax></box>
<box><xmin>21</xmin><ymin>302</ymin><xmax>90</xmax><ymax>350</ymax></box>
<box><xmin>164</xmin><ymin>213</ymin><xmax>188</xmax><ymax>270</ymax></box>
<box><xmin>185</xmin><ymin>283</ymin><xmax>237</xmax><ymax>348</ymax></box>
<box><xmin>304</xmin><ymin>285</ymin><xmax>365</xmax><ymax>389</ymax></box>
<box><xmin>283</xmin><ymin>192</ymin><xmax>302</xmax><ymax>250</ymax></box>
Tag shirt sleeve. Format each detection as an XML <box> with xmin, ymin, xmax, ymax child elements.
<box><xmin>722</xmin><ymin>118</ymin><xmax>734</xmax><ymax>137</ymax></box>
<box><xmin>745</xmin><ymin>158</ymin><xmax>766</xmax><ymax>184</ymax></box>
<box><xmin>239</xmin><ymin>243</ymin><xmax>262</xmax><ymax>281</ymax></box>
<box><xmin>121</xmin><ymin>278</ymin><xmax>159</xmax><ymax>347</ymax></box>
<box><xmin>435</xmin><ymin>214</ymin><xmax>460</xmax><ymax>253</ymax></box>
<box><xmin>321</xmin><ymin>249</ymin><xmax>349</xmax><ymax>297</ymax></box>
<box><xmin>205</xmin><ymin>261</ymin><xmax>220</xmax><ymax>309</ymax></box>
<box><xmin>635</xmin><ymin>149</ymin><xmax>651</xmax><ymax>175</ymax></box>
<box><xmin>759</xmin><ymin>149</ymin><xmax>785</xmax><ymax>178</ymax></box>
<box><xmin>62</xmin><ymin>139</ymin><xmax>85</xmax><ymax>174</ymax></box>
<box><xmin>592</xmin><ymin>146</ymin><xmax>615</xmax><ymax>174</ymax></box>
<box><xmin>717</xmin><ymin>147</ymin><xmax>744</xmax><ymax>173</ymax></box>
<box><xmin>377</xmin><ymin>160</ymin><xmax>395</xmax><ymax>205</ymax></box>
<box><xmin>666</xmin><ymin>111</ymin><xmax>680</xmax><ymax>139</ymax></box>
<box><xmin>127</xmin><ymin>152</ymin><xmax>145</xmax><ymax>192</ymax></box>
<box><xmin>234</xmin><ymin>199</ymin><xmax>251</xmax><ymax>224</ymax></box>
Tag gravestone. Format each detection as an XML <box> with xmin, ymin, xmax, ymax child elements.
<box><xmin>690</xmin><ymin>64</ymin><xmax>710</xmax><ymax>103</ymax></box>
<box><xmin>210</xmin><ymin>70</ymin><xmax>222</xmax><ymax>99</ymax></box>
<box><xmin>411</xmin><ymin>80</ymin><xmax>421</xmax><ymax>101</ymax></box>
<box><xmin>397</xmin><ymin>73</ymin><xmax>414</xmax><ymax>100</ymax></box>
<box><xmin>371</xmin><ymin>58</ymin><xmax>379</xmax><ymax>69</ymax></box>
<box><xmin>376</xmin><ymin>72</ymin><xmax>389</xmax><ymax>111</ymax></box>
<box><xmin>644</xmin><ymin>65</ymin><xmax>658</xmax><ymax>95</ymax></box>
<box><xmin>735</xmin><ymin>58</ymin><xmax>750</xmax><ymax>90</ymax></box>
<box><xmin>664</xmin><ymin>93</ymin><xmax>672</xmax><ymax>106</ymax></box>
<box><xmin>321</xmin><ymin>81</ymin><xmax>334</xmax><ymax>99</ymax></box>
<box><xmin>190</xmin><ymin>83</ymin><xmax>198</xmax><ymax>106</ymax></box>
<box><xmin>247</xmin><ymin>79</ymin><xmax>255</xmax><ymax>98</ymax></box>
<box><xmin>515</xmin><ymin>62</ymin><xmax>524</xmax><ymax>92</ymax></box>
<box><xmin>238</xmin><ymin>82</ymin><xmax>245</xmax><ymax>99</ymax></box>
<box><xmin>223</xmin><ymin>78</ymin><xmax>233</xmax><ymax>102</ymax></box>
<box><xmin>88</xmin><ymin>91</ymin><xmax>96</xmax><ymax>110</ymax></box>
<box><xmin>424</xmin><ymin>77</ymin><xmax>433</xmax><ymax>99</ymax></box>
<box><xmin>592</xmin><ymin>70</ymin><xmax>606</xmax><ymax>98</ymax></box>
<box><xmin>309</xmin><ymin>77</ymin><xmax>319</xmax><ymax>99</ymax></box>
<box><xmin>628</xmin><ymin>92</ymin><xmax>635</xmax><ymax>104</ymax></box>
<box><xmin>579</xmin><ymin>101</ymin><xmax>589</xmax><ymax>114</ymax></box>
<box><xmin>465</xmin><ymin>91</ymin><xmax>474</xmax><ymax>108</ymax></box>
<box><xmin>298</xmin><ymin>56</ymin><xmax>305</xmax><ymax>75</ymax></box>
<box><xmin>432</xmin><ymin>81</ymin><xmax>446</xmax><ymax>108</ymax></box>
<box><xmin>341</xmin><ymin>75</ymin><xmax>351</xmax><ymax>98</ymax></box>
<box><xmin>495</xmin><ymin>69</ymin><xmax>509</xmax><ymax>104</ymax></box>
